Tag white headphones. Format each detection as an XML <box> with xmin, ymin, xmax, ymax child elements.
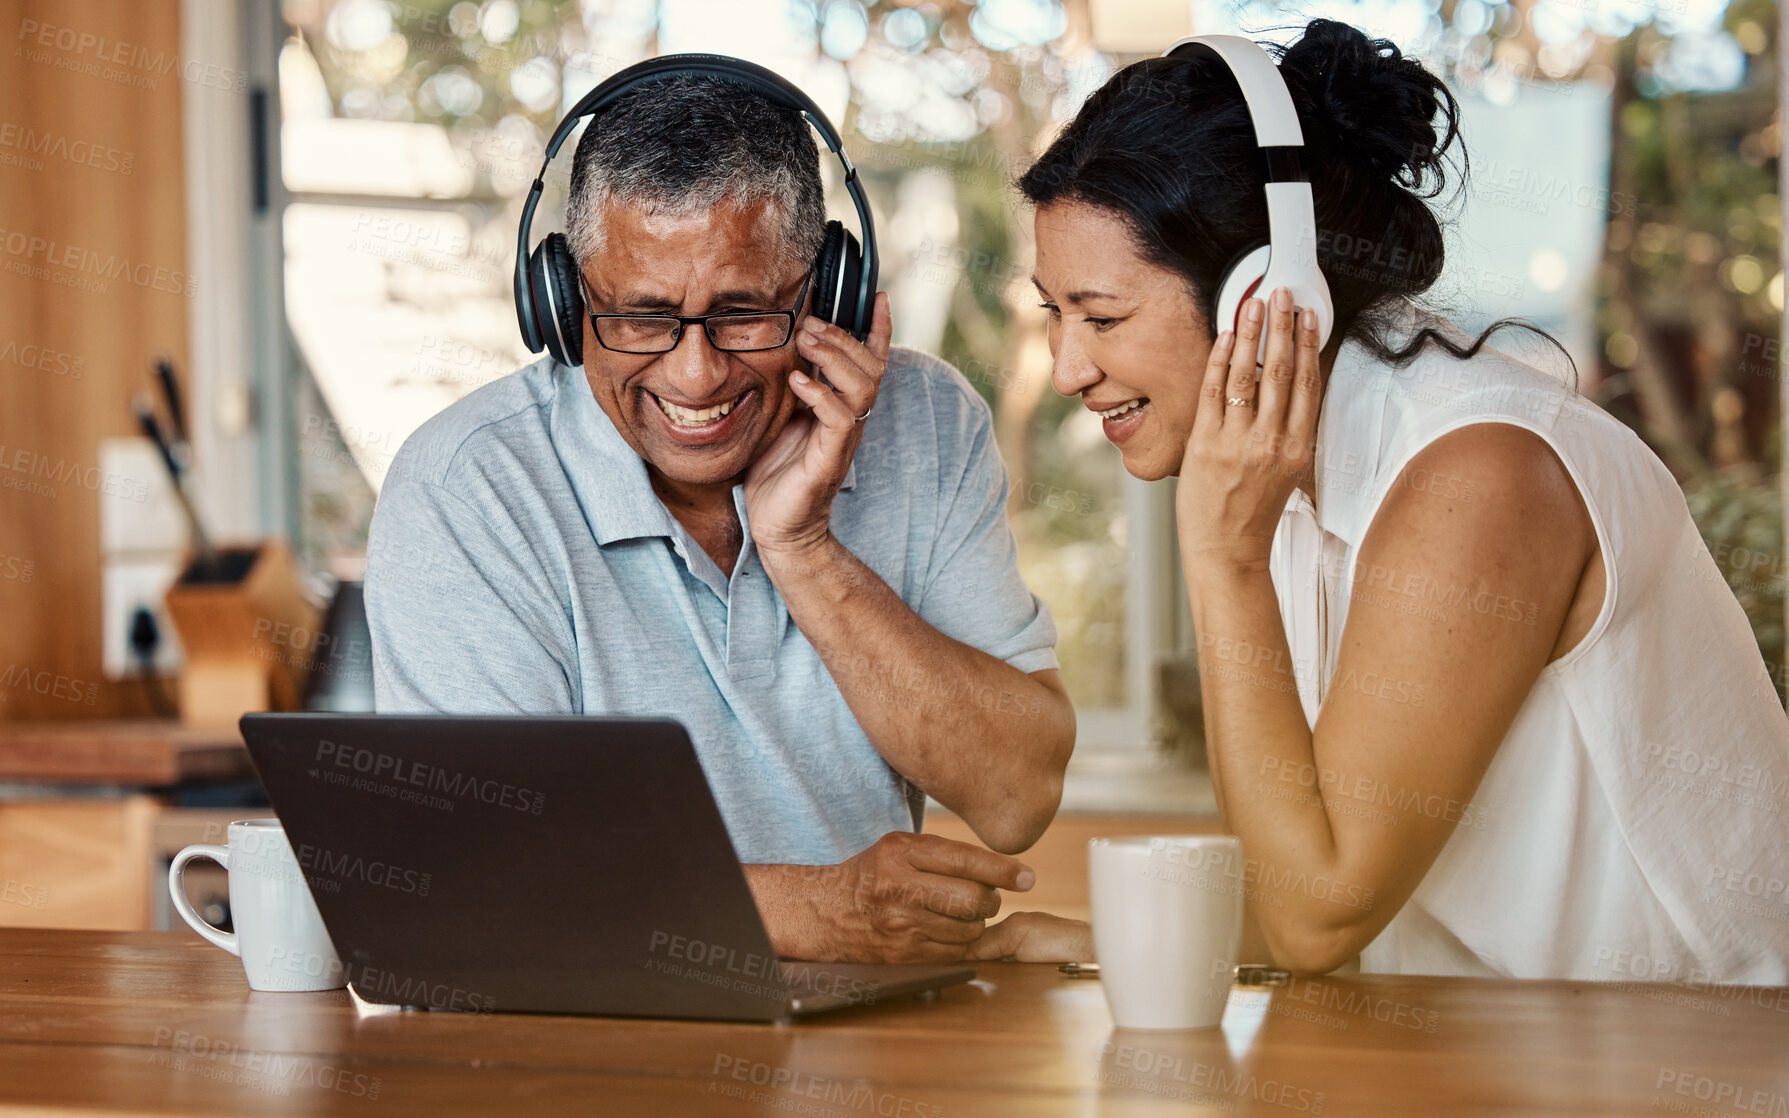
<box><xmin>1164</xmin><ymin>36</ymin><xmax>1335</xmax><ymax>362</ymax></box>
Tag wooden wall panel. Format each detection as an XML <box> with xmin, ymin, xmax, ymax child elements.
<box><xmin>0</xmin><ymin>0</ymin><xmax>192</xmax><ymax>721</ymax></box>
<box><xmin>0</xmin><ymin>796</ymin><xmax>157</xmax><ymax>928</ymax></box>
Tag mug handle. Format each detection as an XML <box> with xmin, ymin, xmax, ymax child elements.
<box><xmin>168</xmin><ymin>844</ymin><xmax>238</xmax><ymax>956</ymax></box>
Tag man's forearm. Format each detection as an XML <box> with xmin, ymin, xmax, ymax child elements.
<box><xmin>760</xmin><ymin>534</ymin><xmax>1074</xmax><ymax>853</ymax></box>
<box><xmin>742</xmin><ymin>864</ymin><xmax>822</xmax><ymax>958</ymax></box>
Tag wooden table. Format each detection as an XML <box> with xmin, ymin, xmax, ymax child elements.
<box><xmin>1</xmin><ymin>930</ymin><xmax>1785</xmax><ymax>1116</ymax></box>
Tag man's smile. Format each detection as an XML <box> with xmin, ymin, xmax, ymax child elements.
<box><xmin>649</xmin><ymin>387</ymin><xmax>751</xmax><ymax>427</ymax></box>
<box><xmin>640</xmin><ymin>385</ymin><xmax>759</xmax><ymax>446</ymax></box>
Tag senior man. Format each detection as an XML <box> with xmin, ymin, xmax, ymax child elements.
<box><xmin>365</xmin><ymin>71</ymin><xmax>1075</xmax><ymax>964</ymax></box>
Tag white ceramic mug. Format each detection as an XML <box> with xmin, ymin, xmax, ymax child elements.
<box><xmin>1089</xmin><ymin>835</ymin><xmax>1244</xmax><ymax>1030</ymax></box>
<box><xmin>168</xmin><ymin>818</ymin><xmax>346</xmax><ymax>992</ymax></box>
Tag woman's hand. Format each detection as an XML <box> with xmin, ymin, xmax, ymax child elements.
<box><xmin>965</xmin><ymin>911</ymin><xmax>1093</xmax><ymax>963</ymax></box>
<box><xmin>1176</xmin><ymin>286</ymin><xmax>1324</xmax><ymax>574</ymax></box>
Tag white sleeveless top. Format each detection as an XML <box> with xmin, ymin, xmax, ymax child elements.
<box><xmin>1268</xmin><ymin>299</ymin><xmax>1789</xmax><ymax>983</ymax></box>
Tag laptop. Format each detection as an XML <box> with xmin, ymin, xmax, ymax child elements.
<box><xmin>238</xmin><ymin>713</ymin><xmax>972</xmax><ymax>1023</ymax></box>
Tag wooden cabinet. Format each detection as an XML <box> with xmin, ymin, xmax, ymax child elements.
<box><xmin>0</xmin><ymin>721</ymin><xmax>254</xmax><ymax>931</ymax></box>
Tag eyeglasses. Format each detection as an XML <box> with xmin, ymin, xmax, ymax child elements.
<box><xmin>581</xmin><ymin>271</ymin><xmax>813</xmax><ymax>355</ymax></box>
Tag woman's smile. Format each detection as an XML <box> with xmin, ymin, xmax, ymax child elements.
<box><xmin>1089</xmin><ymin>396</ymin><xmax>1151</xmax><ymax>443</ymax></box>
<box><xmin>1033</xmin><ymin>200</ymin><xmax>1213</xmax><ymax>481</ymax></box>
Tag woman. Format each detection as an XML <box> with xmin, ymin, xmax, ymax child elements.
<box><xmin>970</xmin><ymin>19</ymin><xmax>1789</xmax><ymax>981</ymax></box>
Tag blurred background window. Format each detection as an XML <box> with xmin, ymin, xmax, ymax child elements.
<box><xmin>272</xmin><ymin>0</ymin><xmax>1786</xmax><ymax>758</ymax></box>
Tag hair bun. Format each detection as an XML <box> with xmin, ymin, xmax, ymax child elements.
<box><xmin>1275</xmin><ymin>19</ymin><xmax>1459</xmax><ymax>197</ymax></box>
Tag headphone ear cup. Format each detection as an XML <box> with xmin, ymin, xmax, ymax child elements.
<box><xmin>528</xmin><ymin>233</ymin><xmax>585</xmax><ymax>366</ymax></box>
<box><xmin>810</xmin><ymin>221</ymin><xmax>867</xmax><ymax>340</ymax></box>
<box><xmin>834</xmin><ymin>227</ymin><xmax>864</xmax><ymax>341</ymax></box>
<box><xmin>1212</xmin><ymin>242</ymin><xmax>1271</xmax><ymax>352</ymax></box>
<box><xmin>810</xmin><ymin>221</ymin><xmax>845</xmax><ymax>331</ymax></box>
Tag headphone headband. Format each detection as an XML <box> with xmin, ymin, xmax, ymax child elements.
<box><xmin>1165</xmin><ymin>36</ymin><xmax>1305</xmax><ymax>149</ymax></box>
<box><xmin>543</xmin><ymin>54</ymin><xmax>849</xmax><ymax>160</ymax></box>
<box><xmin>515</xmin><ymin>53</ymin><xmax>878</xmax><ymax>355</ymax></box>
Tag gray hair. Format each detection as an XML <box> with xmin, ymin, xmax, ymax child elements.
<box><xmin>565</xmin><ymin>74</ymin><xmax>827</xmax><ymax>277</ymax></box>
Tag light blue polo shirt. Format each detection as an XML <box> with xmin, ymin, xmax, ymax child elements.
<box><xmin>364</xmin><ymin>347</ymin><xmax>1059</xmax><ymax>865</ymax></box>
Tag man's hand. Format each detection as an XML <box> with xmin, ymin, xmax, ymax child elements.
<box><xmin>747</xmin><ymin>831</ymin><xmax>1036</xmax><ymax>963</ymax></box>
<box><xmin>744</xmin><ymin>292</ymin><xmax>892</xmax><ymax>562</ymax></box>
<box><xmin>966</xmin><ymin>911</ymin><xmax>1093</xmax><ymax>963</ymax></box>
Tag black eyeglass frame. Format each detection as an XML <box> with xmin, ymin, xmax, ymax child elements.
<box><xmin>579</xmin><ymin>270</ymin><xmax>815</xmax><ymax>355</ymax></box>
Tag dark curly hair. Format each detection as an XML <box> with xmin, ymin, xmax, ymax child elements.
<box><xmin>1018</xmin><ymin>19</ymin><xmax>1571</xmax><ymax>374</ymax></box>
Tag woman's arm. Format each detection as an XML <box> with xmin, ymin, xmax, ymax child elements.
<box><xmin>1180</xmin><ymin>290</ymin><xmax>1596</xmax><ymax>974</ymax></box>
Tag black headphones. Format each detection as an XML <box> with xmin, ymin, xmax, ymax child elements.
<box><xmin>513</xmin><ymin>53</ymin><xmax>879</xmax><ymax>367</ymax></box>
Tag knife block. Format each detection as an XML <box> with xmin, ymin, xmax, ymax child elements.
<box><xmin>162</xmin><ymin>540</ymin><xmax>321</xmax><ymax>725</ymax></box>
